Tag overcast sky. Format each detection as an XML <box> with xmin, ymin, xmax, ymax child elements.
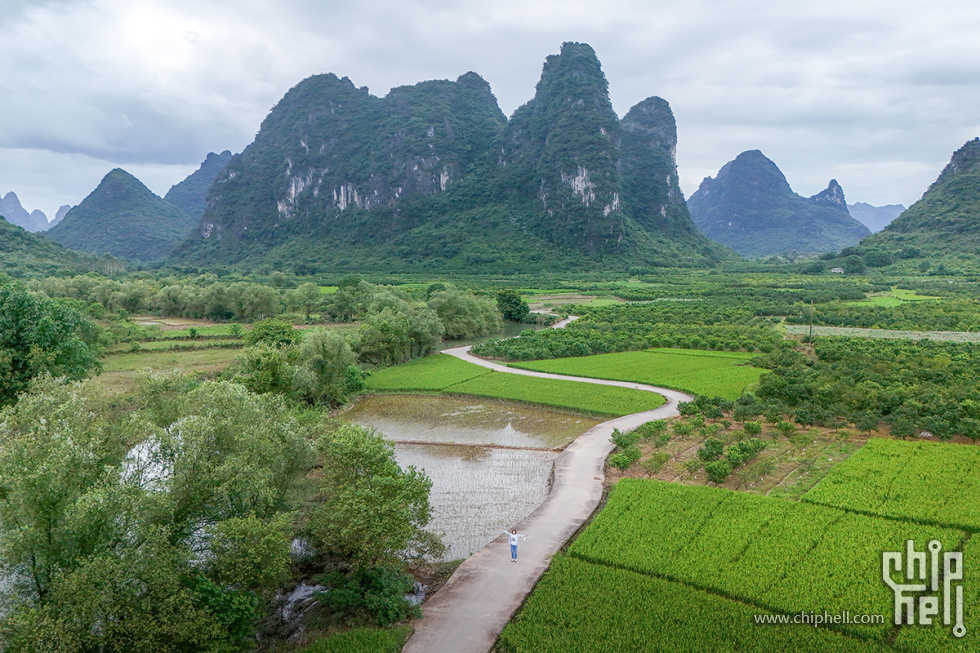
<box><xmin>2</xmin><ymin>0</ymin><xmax>979</xmax><ymax>221</ymax></box>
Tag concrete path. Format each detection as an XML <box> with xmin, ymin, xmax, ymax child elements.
<box><xmin>401</xmin><ymin>341</ymin><xmax>692</xmax><ymax>653</ymax></box>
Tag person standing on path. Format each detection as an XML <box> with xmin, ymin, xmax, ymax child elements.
<box><xmin>502</xmin><ymin>529</ymin><xmax>527</xmax><ymax>562</ymax></box>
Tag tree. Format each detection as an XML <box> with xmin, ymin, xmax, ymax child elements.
<box><xmin>843</xmin><ymin>254</ymin><xmax>866</xmax><ymax>274</ymax></box>
<box><xmin>293</xmin><ymin>327</ymin><xmax>362</xmax><ymax>405</ymax></box>
<box><xmin>427</xmin><ymin>287</ymin><xmax>501</xmax><ymax>339</ymax></box>
<box><xmin>404</xmin><ymin>304</ymin><xmax>445</xmax><ymax>358</ymax></box>
<box><xmin>496</xmin><ymin>289</ymin><xmax>531</xmax><ymax>322</ymax></box>
<box><xmin>245</xmin><ymin>318</ymin><xmax>299</xmax><ymax>348</ymax></box>
<box><xmin>356</xmin><ymin>308</ymin><xmax>413</xmax><ymax>366</ymax></box>
<box><xmin>302</xmin><ymin>424</ymin><xmax>442</xmax><ymax>566</ymax></box>
<box><xmin>0</xmin><ymin>378</ymin><xmax>313</xmax><ymax>650</ymax></box>
<box><xmin>0</xmin><ymin>283</ymin><xmax>101</xmax><ymax>406</ymax></box>
<box><xmin>704</xmin><ymin>459</ymin><xmax>732</xmax><ymax>484</ymax></box>
<box><xmin>289</xmin><ymin>282</ymin><xmax>323</xmax><ymax>320</ymax></box>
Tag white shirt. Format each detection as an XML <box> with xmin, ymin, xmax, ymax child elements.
<box><xmin>503</xmin><ymin>531</ymin><xmax>526</xmax><ymax>546</ymax></box>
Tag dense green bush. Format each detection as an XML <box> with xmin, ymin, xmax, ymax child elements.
<box><xmin>317</xmin><ymin>566</ymin><xmax>420</xmax><ymax>627</ymax></box>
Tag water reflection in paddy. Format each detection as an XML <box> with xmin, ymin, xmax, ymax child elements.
<box><xmin>344</xmin><ymin>395</ymin><xmax>601</xmax><ymax>560</ymax></box>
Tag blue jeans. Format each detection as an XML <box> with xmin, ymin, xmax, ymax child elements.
<box><xmin>511</xmin><ymin>543</ymin><xmax>517</xmax><ymax>559</ymax></box>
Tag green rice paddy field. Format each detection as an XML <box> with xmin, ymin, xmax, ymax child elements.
<box><xmin>508</xmin><ymin>348</ymin><xmax>764</xmax><ymax>400</ymax></box>
<box><xmin>502</xmin><ymin>439</ymin><xmax>980</xmax><ymax>652</ymax></box>
<box><xmin>365</xmin><ymin>354</ymin><xmax>665</xmax><ymax>416</ymax></box>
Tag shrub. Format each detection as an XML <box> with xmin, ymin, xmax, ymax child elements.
<box><xmin>610</xmin><ymin>428</ymin><xmax>641</xmax><ymax>449</ymax></box>
<box><xmin>673</xmin><ymin>421</ymin><xmax>695</xmax><ymax>437</ymax></box>
<box><xmin>743</xmin><ymin>421</ymin><xmax>763</xmax><ymax>437</ymax></box>
<box><xmin>317</xmin><ymin>566</ymin><xmax>420</xmax><ymax>627</ymax></box>
<box><xmin>641</xmin><ymin>452</ymin><xmax>671</xmax><ymax>474</ymax></box>
<box><xmin>705</xmin><ymin>460</ymin><xmax>732</xmax><ymax>484</ymax></box>
<box><xmin>697</xmin><ymin>438</ymin><xmax>725</xmax><ymax>462</ymax></box>
<box><xmin>609</xmin><ymin>446</ymin><xmax>641</xmax><ymax>470</ymax></box>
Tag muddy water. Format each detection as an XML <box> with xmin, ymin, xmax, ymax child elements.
<box><xmin>344</xmin><ymin>395</ymin><xmax>600</xmax><ymax>560</ymax></box>
<box><xmin>436</xmin><ymin>320</ymin><xmax>548</xmax><ymax>352</ymax></box>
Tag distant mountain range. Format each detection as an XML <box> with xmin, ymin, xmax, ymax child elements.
<box><xmin>847</xmin><ymin>202</ymin><xmax>905</xmax><ymax>233</ymax></box>
<box><xmin>169</xmin><ymin>42</ymin><xmax>724</xmax><ymax>273</ymax></box>
<box><xmin>862</xmin><ymin>138</ymin><xmax>980</xmax><ymax>256</ymax></box>
<box><xmin>14</xmin><ymin>43</ymin><xmax>977</xmax><ymax>272</ymax></box>
<box><xmin>0</xmin><ymin>192</ymin><xmax>65</xmax><ymax>232</ymax></box>
<box><xmin>688</xmin><ymin>150</ymin><xmax>871</xmax><ymax>256</ymax></box>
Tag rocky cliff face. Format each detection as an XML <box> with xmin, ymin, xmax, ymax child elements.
<box><xmin>862</xmin><ymin>138</ymin><xmax>980</xmax><ymax>255</ymax></box>
<box><xmin>810</xmin><ymin>179</ymin><xmax>846</xmax><ymax>207</ymax></box>
<box><xmin>172</xmin><ymin>43</ymin><xmax>721</xmax><ymax>272</ymax></box>
<box><xmin>620</xmin><ymin>96</ymin><xmax>701</xmax><ymax>240</ymax></box>
<box><xmin>495</xmin><ymin>42</ymin><xmax>626</xmax><ymax>251</ymax></box>
<box><xmin>689</xmin><ymin>150</ymin><xmax>870</xmax><ymax>256</ymax></box>
<box><xmin>196</xmin><ymin>72</ymin><xmax>506</xmax><ymax>247</ymax></box>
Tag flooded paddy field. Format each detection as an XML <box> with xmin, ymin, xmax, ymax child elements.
<box><xmin>344</xmin><ymin>394</ymin><xmax>600</xmax><ymax>560</ymax></box>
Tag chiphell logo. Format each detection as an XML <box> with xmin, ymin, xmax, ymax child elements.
<box><xmin>882</xmin><ymin>539</ymin><xmax>965</xmax><ymax>638</ymax></box>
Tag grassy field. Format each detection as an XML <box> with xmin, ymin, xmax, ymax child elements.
<box><xmin>569</xmin><ymin>480</ymin><xmax>962</xmax><ymax>638</ymax></box>
<box><xmin>297</xmin><ymin>626</ymin><xmax>410</xmax><ymax>653</ymax></box>
<box><xmin>803</xmin><ymin>438</ymin><xmax>980</xmax><ymax>531</ymax></box>
<box><xmin>507</xmin><ymin>437</ymin><xmax>980</xmax><ymax>651</ymax></box>
<box><xmin>498</xmin><ymin>555</ymin><xmax>889</xmax><ymax>653</ymax></box>
<box><xmin>365</xmin><ymin>354</ymin><xmax>491</xmax><ymax>391</ymax></box>
<box><xmin>366</xmin><ymin>354</ymin><xmax>664</xmax><ymax>416</ymax></box>
<box><xmin>509</xmin><ymin>348</ymin><xmax>764</xmax><ymax>399</ymax></box>
<box><xmin>845</xmin><ymin>288</ymin><xmax>940</xmax><ymax>307</ymax></box>
<box><xmin>96</xmin><ymin>347</ymin><xmax>242</xmax><ymax>394</ymax></box>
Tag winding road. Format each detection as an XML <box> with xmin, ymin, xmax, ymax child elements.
<box><xmin>401</xmin><ymin>319</ymin><xmax>693</xmax><ymax>653</ymax></box>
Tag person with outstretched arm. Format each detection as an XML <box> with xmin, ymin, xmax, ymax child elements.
<box><xmin>502</xmin><ymin>529</ymin><xmax>527</xmax><ymax>562</ymax></box>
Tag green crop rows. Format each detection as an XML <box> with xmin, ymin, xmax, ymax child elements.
<box><xmin>568</xmin><ymin>480</ymin><xmax>965</xmax><ymax>638</ymax></box>
<box><xmin>509</xmin><ymin>348</ymin><xmax>763</xmax><ymax>400</ymax></box>
<box><xmin>498</xmin><ymin>555</ymin><xmax>890</xmax><ymax>653</ymax></box>
<box><xmin>365</xmin><ymin>354</ymin><xmax>664</xmax><ymax>416</ymax></box>
<box><xmin>365</xmin><ymin>353</ymin><xmax>491</xmax><ymax>391</ymax></box>
<box><xmin>297</xmin><ymin>626</ymin><xmax>409</xmax><ymax>653</ymax></box>
<box><xmin>803</xmin><ymin>438</ymin><xmax>980</xmax><ymax>531</ymax></box>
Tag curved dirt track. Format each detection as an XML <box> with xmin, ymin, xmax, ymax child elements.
<box><xmin>401</xmin><ymin>334</ymin><xmax>692</xmax><ymax>653</ymax></box>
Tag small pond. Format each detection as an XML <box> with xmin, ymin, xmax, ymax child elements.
<box><xmin>344</xmin><ymin>394</ymin><xmax>600</xmax><ymax>560</ymax></box>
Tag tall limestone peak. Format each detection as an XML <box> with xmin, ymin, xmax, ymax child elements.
<box><xmin>689</xmin><ymin>150</ymin><xmax>869</xmax><ymax>256</ymax></box>
<box><xmin>620</xmin><ymin>96</ymin><xmax>702</xmax><ymax>240</ymax></box>
<box><xmin>164</xmin><ymin>150</ymin><xmax>233</xmax><ymax>222</ymax></box>
<box><xmin>862</xmin><ymin>137</ymin><xmax>980</xmax><ymax>255</ymax></box>
<box><xmin>171</xmin><ymin>43</ymin><xmax>722</xmax><ymax>272</ymax></box>
<box><xmin>188</xmin><ymin>70</ymin><xmax>506</xmax><ymax>250</ymax></box>
<box><xmin>50</xmin><ymin>205</ymin><xmax>72</xmax><ymax>229</ymax></box>
<box><xmin>496</xmin><ymin>41</ymin><xmax>626</xmax><ymax>251</ymax></box>
<box><xmin>46</xmin><ymin>168</ymin><xmax>198</xmax><ymax>261</ymax></box>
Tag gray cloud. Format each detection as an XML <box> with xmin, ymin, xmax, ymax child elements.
<box><xmin>1</xmin><ymin>0</ymin><xmax>979</xmax><ymax>219</ymax></box>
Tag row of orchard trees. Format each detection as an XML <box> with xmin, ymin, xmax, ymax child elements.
<box><xmin>0</xmin><ymin>278</ymin><xmax>444</xmax><ymax>650</ymax></box>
